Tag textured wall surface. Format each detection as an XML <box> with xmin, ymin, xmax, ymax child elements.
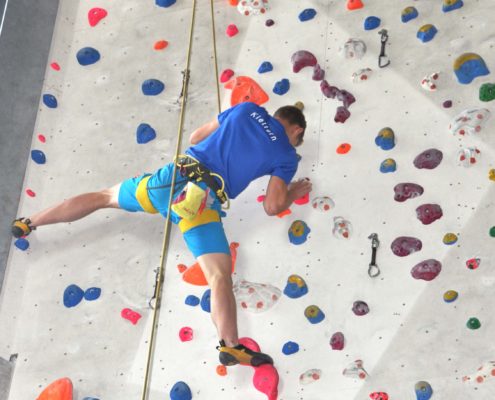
<box><xmin>0</xmin><ymin>0</ymin><xmax>494</xmax><ymax>399</ymax></box>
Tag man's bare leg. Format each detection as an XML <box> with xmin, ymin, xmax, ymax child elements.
<box><xmin>197</xmin><ymin>253</ymin><xmax>238</xmax><ymax>346</ymax></box>
<box><xmin>28</xmin><ymin>184</ymin><xmax>121</xmax><ymax>228</ymax></box>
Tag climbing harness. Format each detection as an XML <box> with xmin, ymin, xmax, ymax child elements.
<box><xmin>141</xmin><ymin>1</ymin><xmax>223</xmax><ymax>398</ymax></box>
<box><xmin>368</xmin><ymin>233</ymin><xmax>380</xmax><ymax>278</ymax></box>
<box><xmin>378</xmin><ymin>29</ymin><xmax>390</xmax><ymax>68</ymax></box>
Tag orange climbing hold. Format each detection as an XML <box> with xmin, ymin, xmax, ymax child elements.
<box><xmin>337</xmin><ymin>143</ymin><xmax>351</xmax><ymax>154</ymax></box>
<box><xmin>347</xmin><ymin>0</ymin><xmax>364</xmax><ymax>10</ymax></box>
<box><xmin>216</xmin><ymin>364</ymin><xmax>228</xmax><ymax>376</ymax></box>
<box><xmin>154</xmin><ymin>40</ymin><xmax>169</xmax><ymax>50</ymax></box>
<box><xmin>229</xmin><ymin>0</ymin><xmax>239</xmax><ymax>5</ymax></box>
<box><xmin>277</xmin><ymin>209</ymin><xmax>292</xmax><ymax>218</ymax></box>
<box><xmin>224</xmin><ymin>76</ymin><xmax>269</xmax><ymax>107</ymax></box>
<box><xmin>181</xmin><ymin>242</ymin><xmax>239</xmax><ymax>286</ymax></box>
<box><xmin>37</xmin><ymin>377</ymin><xmax>73</xmax><ymax>400</ymax></box>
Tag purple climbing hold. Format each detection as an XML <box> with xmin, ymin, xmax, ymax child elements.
<box><xmin>156</xmin><ymin>0</ymin><xmax>177</xmax><ymax>7</ymax></box>
<box><xmin>321</xmin><ymin>80</ymin><xmax>340</xmax><ymax>98</ymax></box>
<box><xmin>337</xmin><ymin>90</ymin><xmax>356</xmax><ymax>108</ymax></box>
<box><xmin>298</xmin><ymin>8</ymin><xmax>317</xmax><ymax>22</ymax></box>
<box><xmin>14</xmin><ymin>238</ymin><xmax>30</xmax><ymax>251</ymax></box>
<box><xmin>416</xmin><ymin>204</ymin><xmax>443</xmax><ymax>225</ymax></box>
<box><xmin>282</xmin><ymin>341</ymin><xmax>299</xmax><ymax>355</ymax></box>
<box><xmin>330</xmin><ymin>332</ymin><xmax>345</xmax><ymax>350</ymax></box>
<box><xmin>273</xmin><ymin>79</ymin><xmax>290</xmax><ymax>95</ymax></box>
<box><xmin>63</xmin><ymin>284</ymin><xmax>85</xmax><ymax>308</ymax></box>
<box><xmin>136</xmin><ymin>123</ymin><xmax>157</xmax><ymax>144</ymax></box>
<box><xmin>443</xmin><ymin>100</ymin><xmax>453</xmax><ymax>108</ymax></box>
<box><xmin>258</xmin><ymin>61</ymin><xmax>273</xmax><ymax>74</ymax></box>
<box><xmin>142</xmin><ymin>79</ymin><xmax>165</xmax><ymax>96</ymax></box>
<box><xmin>352</xmin><ymin>301</ymin><xmax>369</xmax><ymax>316</ymax></box>
<box><xmin>334</xmin><ymin>106</ymin><xmax>351</xmax><ymax>123</ymax></box>
<box><xmin>411</xmin><ymin>259</ymin><xmax>442</xmax><ymax>281</ymax></box>
<box><xmin>76</xmin><ymin>47</ymin><xmax>101</xmax><ymax>66</ymax></box>
<box><xmin>170</xmin><ymin>381</ymin><xmax>192</xmax><ymax>400</ymax></box>
<box><xmin>291</xmin><ymin>50</ymin><xmax>318</xmax><ymax>73</ymax></box>
<box><xmin>185</xmin><ymin>295</ymin><xmax>200</xmax><ymax>306</ymax></box>
<box><xmin>84</xmin><ymin>287</ymin><xmax>101</xmax><ymax>301</ymax></box>
<box><xmin>413</xmin><ymin>148</ymin><xmax>443</xmax><ymax>169</ymax></box>
<box><xmin>200</xmin><ymin>289</ymin><xmax>211</xmax><ymax>313</ymax></box>
<box><xmin>391</xmin><ymin>237</ymin><xmax>422</xmax><ymax>257</ymax></box>
<box><xmin>31</xmin><ymin>150</ymin><xmax>46</xmax><ymax>164</ymax></box>
<box><xmin>393</xmin><ymin>183</ymin><xmax>424</xmax><ymax>202</ymax></box>
<box><xmin>312</xmin><ymin>64</ymin><xmax>325</xmax><ymax>81</ymax></box>
<box><xmin>43</xmin><ymin>94</ymin><xmax>58</xmax><ymax>108</ymax></box>
<box><xmin>265</xmin><ymin>19</ymin><xmax>275</xmax><ymax>27</ymax></box>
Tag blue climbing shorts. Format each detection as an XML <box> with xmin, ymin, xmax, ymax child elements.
<box><xmin>118</xmin><ymin>163</ymin><xmax>230</xmax><ymax>259</ymax></box>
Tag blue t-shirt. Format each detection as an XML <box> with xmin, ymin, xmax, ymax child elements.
<box><xmin>186</xmin><ymin>102</ymin><xmax>299</xmax><ymax>199</ymax></box>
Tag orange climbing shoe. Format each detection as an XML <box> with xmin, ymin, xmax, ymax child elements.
<box><xmin>217</xmin><ymin>340</ymin><xmax>273</xmax><ymax>367</ymax></box>
<box><xmin>11</xmin><ymin>218</ymin><xmax>35</xmax><ymax>238</ymax></box>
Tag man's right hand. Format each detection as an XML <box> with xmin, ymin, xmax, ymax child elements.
<box><xmin>288</xmin><ymin>178</ymin><xmax>312</xmax><ymax>200</ymax></box>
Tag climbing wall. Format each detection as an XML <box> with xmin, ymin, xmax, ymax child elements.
<box><xmin>0</xmin><ymin>0</ymin><xmax>494</xmax><ymax>399</ymax></box>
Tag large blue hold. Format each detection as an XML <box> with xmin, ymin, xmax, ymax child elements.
<box><xmin>31</xmin><ymin>150</ymin><xmax>46</xmax><ymax>164</ymax></box>
<box><xmin>142</xmin><ymin>79</ymin><xmax>165</xmax><ymax>96</ymax></box>
<box><xmin>258</xmin><ymin>61</ymin><xmax>273</xmax><ymax>74</ymax></box>
<box><xmin>63</xmin><ymin>284</ymin><xmax>85</xmax><ymax>308</ymax></box>
<box><xmin>298</xmin><ymin>8</ymin><xmax>317</xmax><ymax>22</ymax></box>
<box><xmin>43</xmin><ymin>94</ymin><xmax>58</xmax><ymax>108</ymax></box>
<box><xmin>200</xmin><ymin>289</ymin><xmax>211</xmax><ymax>313</ymax></box>
<box><xmin>273</xmin><ymin>79</ymin><xmax>290</xmax><ymax>95</ymax></box>
<box><xmin>282</xmin><ymin>341</ymin><xmax>299</xmax><ymax>355</ymax></box>
<box><xmin>417</xmin><ymin>24</ymin><xmax>438</xmax><ymax>43</ymax></box>
<box><xmin>415</xmin><ymin>381</ymin><xmax>433</xmax><ymax>400</ymax></box>
<box><xmin>364</xmin><ymin>16</ymin><xmax>381</xmax><ymax>30</ymax></box>
<box><xmin>14</xmin><ymin>238</ymin><xmax>29</xmax><ymax>251</ymax></box>
<box><xmin>401</xmin><ymin>6</ymin><xmax>418</xmax><ymax>23</ymax></box>
<box><xmin>156</xmin><ymin>0</ymin><xmax>177</xmax><ymax>7</ymax></box>
<box><xmin>185</xmin><ymin>295</ymin><xmax>200</xmax><ymax>306</ymax></box>
<box><xmin>442</xmin><ymin>0</ymin><xmax>463</xmax><ymax>12</ymax></box>
<box><xmin>170</xmin><ymin>381</ymin><xmax>192</xmax><ymax>400</ymax></box>
<box><xmin>76</xmin><ymin>47</ymin><xmax>101</xmax><ymax>66</ymax></box>
<box><xmin>84</xmin><ymin>287</ymin><xmax>101</xmax><ymax>301</ymax></box>
<box><xmin>136</xmin><ymin>123</ymin><xmax>157</xmax><ymax>144</ymax></box>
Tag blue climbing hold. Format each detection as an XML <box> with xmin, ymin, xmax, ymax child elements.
<box><xmin>258</xmin><ymin>61</ymin><xmax>273</xmax><ymax>74</ymax></box>
<box><xmin>380</xmin><ymin>158</ymin><xmax>397</xmax><ymax>173</ymax></box>
<box><xmin>375</xmin><ymin>127</ymin><xmax>395</xmax><ymax>151</ymax></box>
<box><xmin>63</xmin><ymin>284</ymin><xmax>85</xmax><ymax>308</ymax></box>
<box><xmin>415</xmin><ymin>381</ymin><xmax>433</xmax><ymax>400</ymax></box>
<box><xmin>273</xmin><ymin>79</ymin><xmax>290</xmax><ymax>96</ymax></box>
<box><xmin>282</xmin><ymin>341</ymin><xmax>299</xmax><ymax>355</ymax></box>
<box><xmin>401</xmin><ymin>6</ymin><xmax>418</xmax><ymax>23</ymax></box>
<box><xmin>82</xmin><ymin>398</ymin><xmax>100</xmax><ymax>400</ymax></box>
<box><xmin>304</xmin><ymin>305</ymin><xmax>325</xmax><ymax>324</ymax></box>
<box><xmin>288</xmin><ymin>220</ymin><xmax>310</xmax><ymax>245</ymax></box>
<box><xmin>170</xmin><ymin>381</ymin><xmax>192</xmax><ymax>400</ymax></box>
<box><xmin>31</xmin><ymin>150</ymin><xmax>46</xmax><ymax>164</ymax></box>
<box><xmin>364</xmin><ymin>16</ymin><xmax>381</xmax><ymax>30</ymax></box>
<box><xmin>298</xmin><ymin>8</ymin><xmax>316</xmax><ymax>22</ymax></box>
<box><xmin>84</xmin><ymin>287</ymin><xmax>101</xmax><ymax>301</ymax></box>
<box><xmin>136</xmin><ymin>123</ymin><xmax>156</xmax><ymax>144</ymax></box>
<box><xmin>442</xmin><ymin>0</ymin><xmax>463</xmax><ymax>13</ymax></box>
<box><xmin>185</xmin><ymin>295</ymin><xmax>200</xmax><ymax>306</ymax></box>
<box><xmin>156</xmin><ymin>0</ymin><xmax>177</xmax><ymax>7</ymax></box>
<box><xmin>43</xmin><ymin>94</ymin><xmax>58</xmax><ymax>108</ymax></box>
<box><xmin>417</xmin><ymin>24</ymin><xmax>438</xmax><ymax>43</ymax></box>
<box><xmin>200</xmin><ymin>289</ymin><xmax>211</xmax><ymax>313</ymax></box>
<box><xmin>14</xmin><ymin>238</ymin><xmax>29</xmax><ymax>251</ymax></box>
<box><xmin>76</xmin><ymin>47</ymin><xmax>101</xmax><ymax>66</ymax></box>
<box><xmin>142</xmin><ymin>79</ymin><xmax>165</xmax><ymax>96</ymax></box>
<box><xmin>454</xmin><ymin>53</ymin><xmax>490</xmax><ymax>84</ymax></box>
<box><xmin>283</xmin><ymin>274</ymin><xmax>308</xmax><ymax>298</ymax></box>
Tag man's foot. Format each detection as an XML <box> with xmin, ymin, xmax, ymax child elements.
<box><xmin>217</xmin><ymin>340</ymin><xmax>273</xmax><ymax>367</ymax></box>
<box><xmin>11</xmin><ymin>218</ymin><xmax>35</xmax><ymax>238</ymax></box>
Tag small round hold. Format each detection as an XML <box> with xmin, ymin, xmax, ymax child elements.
<box><xmin>336</xmin><ymin>143</ymin><xmax>351</xmax><ymax>154</ymax></box>
<box><xmin>294</xmin><ymin>101</ymin><xmax>304</xmax><ymax>111</ymax></box>
<box><xmin>265</xmin><ymin>19</ymin><xmax>275</xmax><ymax>27</ymax></box>
<box><xmin>443</xmin><ymin>100</ymin><xmax>453</xmax><ymax>108</ymax></box>
<box><xmin>443</xmin><ymin>290</ymin><xmax>458</xmax><ymax>303</ymax></box>
<box><xmin>442</xmin><ymin>233</ymin><xmax>458</xmax><ymax>245</ymax></box>
<box><xmin>466</xmin><ymin>317</ymin><xmax>481</xmax><ymax>330</ymax></box>
<box><xmin>490</xmin><ymin>226</ymin><xmax>495</xmax><ymax>237</ymax></box>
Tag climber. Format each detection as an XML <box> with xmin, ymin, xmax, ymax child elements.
<box><xmin>11</xmin><ymin>101</ymin><xmax>312</xmax><ymax>367</ymax></box>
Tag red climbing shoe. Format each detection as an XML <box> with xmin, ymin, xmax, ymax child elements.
<box><xmin>217</xmin><ymin>340</ymin><xmax>273</xmax><ymax>367</ymax></box>
<box><xmin>11</xmin><ymin>218</ymin><xmax>35</xmax><ymax>238</ymax></box>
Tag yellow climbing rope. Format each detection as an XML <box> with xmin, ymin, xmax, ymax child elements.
<box><xmin>140</xmin><ymin>0</ymin><xmax>222</xmax><ymax>398</ymax></box>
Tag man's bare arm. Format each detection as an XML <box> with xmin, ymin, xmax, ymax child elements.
<box><xmin>263</xmin><ymin>176</ymin><xmax>312</xmax><ymax>216</ymax></box>
<box><xmin>189</xmin><ymin>119</ymin><xmax>220</xmax><ymax>145</ymax></box>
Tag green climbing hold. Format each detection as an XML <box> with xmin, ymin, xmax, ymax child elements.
<box><xmin>467</xmin><ymin>317</ymin><xmax>481</xmax><ymax>330</ymax></box>
<box><xmin>479</xmin><ymin>83</ymin><xmax>495</xmax><ymax>102</ymax></box>
<box><xmin>489</xmin><ymin>226</ymin><xmax>495</xmax><ymax>237</ymax></box>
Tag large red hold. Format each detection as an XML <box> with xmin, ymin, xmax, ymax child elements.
<box><xmin>37</xmin><ymin>378</ymin><xmax>73</xmax><ymax>400</ymax></box>
<box><xmin>88</xmin><ymin>8</ymin><xmax>108</xmax><ymax>27</ymax></box>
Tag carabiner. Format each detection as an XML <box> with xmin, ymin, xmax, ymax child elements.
<box><xmin>378</xmin><ymin>29</ymin><xmax>390</xmax><ymax>68</ymax></box>
<box><xmin>368</xmin><ymin>233</ymin><xmax>381</xmax><ymax>277</ymax></box>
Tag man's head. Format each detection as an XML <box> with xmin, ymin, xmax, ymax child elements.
<box><xmin>274</xmin><ymin>105</ymin><xmax>306</xmax><ymax>147</ymax></box>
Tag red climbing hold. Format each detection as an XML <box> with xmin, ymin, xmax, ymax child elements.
<box><xmin>216</xmin><ymin>364</ymin><xmax>227</xmax><ymax>376</ymax></box>
<box><xmin>277</xmin><ymin>209</ymin><xmax>292</xmax><ymax>218</ymax></box>
<box><xmin>337</xmin><ymin>143</ymin><xmax>351</xmax><ymax>154</ymax></box>
<box><xmin>224</xmin><ymin>76</ymin><xmax>269</xmax><ymax>107</ymax></box>
<box><xmin>294</xmin><ymin>193</ymin><xmax>309</xmax><ymax>205</ymax></box>
<box><xmin>38</xmin><ymin>134</ymin><xmax>46</xmax><ymax>143</ymax></box>
<box><xmin>50</xmin><ymin>62</ymin><xmax>60</xmax><ymax>71</ymax></box>
<box><xmin>88</xmin><ymin>7</ymin><xmax>108</xmax><ymax>27</ymax></box>
<box><xmin>226</xmin><ymin>24</ymin><xmax>239</xmax><ymax>37</ymax></box>
<box><xmin>121</xmin><ymin>308</ymin><xmax>142</xmax><ymax>325</ymax></box>
<box><xmin>253</xmin><ymin>364</ymin><xmax>279</xmax><ymax>400</ymax></box>
<box><xmin>37</xmin><ymin>377</ymin><xmax>73</xmax><ymax>400</ymax></box>
<box><xmin>179</xmin><ymin>326</ymin><xmax>194</xmax><ymax>342</ymax></box>
<box><xmin>257</xmin><ymin>195</ymin><xmax>266</xmax><ymax>203</ymax></box>
<box><xmin>154</xmin><ymin>40</ymin><xmax>169</xmax><ymax>50</ymax></box>
<box><xmin>26</xmin><ymin>189</ymin><xmax>36</xmax><ymax>197</ymax></box>
<box><xmin>220</xmin><ymin>69</ymin><xmax>235</xmax><ymax>83</ymax></box>
<box><xmin>347</xmin><ymin>0</ymin><xmax>364</xmax><ymax>10</ymax></box>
